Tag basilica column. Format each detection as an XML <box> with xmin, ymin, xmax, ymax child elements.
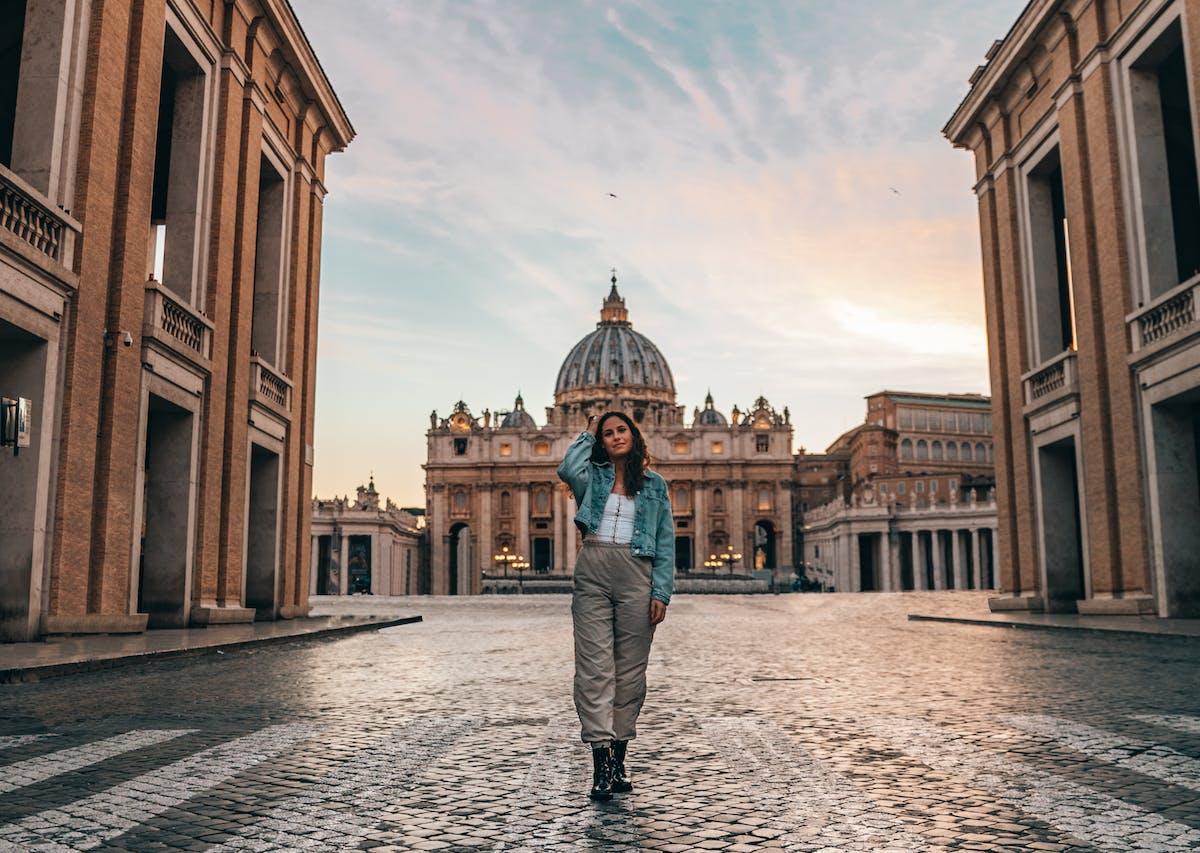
<box><xmin>478</xmin><ymin>486</ymin><xmax>493</xmax><ymax>595</ymax></box>
<box><xmin>952</xmin><ymin>528</ymin><xmax>967</xmax><ymax>590</ymax></box>
<box><xmin>339</xmin><ymin>532</ymin><xmax>350</xmax><ymax>597</ymax></box>
<box><xmin>775</xmin><ymin>480</ymin><xmax>792</xmax><ymax>575</ymax></box>
<box><xmin>990</xmin><ymin>528</ymin><xmax>1000</xmax><ymax>589</ymax></box>
<box><xmin>932</xmin><ymin>530</ymin><xmax>946</xmax><ymax>590</ymax></box>
<box><xmin>971</xmin><ymin>528</ymin><xmax>982</xmax><ymax>590</ymax></box>
<box><xmin>692</xmin><ymin>483</ymin><xmax>706</xmax><ymax>572</ymax></box>
<box><xmin>566</xmin><ymin>495</ymin><xmax>578</xmax><ymax>573</ymax></box>
<box><xmin>911</xmin><ymin>531</ymin><xmax>926</xmax><ymax>591</ymax></box>
<box><xmin>429</xmin><ymin>485</ymin><xmax>447</xmax><ymax>595</ymax></box>
<box><xmin>309</xmin><ymin>535</ymin><xmax>320</xmax><ymax>596</ymax></box>
<box><xmin>730</xmin><ymin>479</ymin><xmax>746</xmax><ymax>568</ymax></box>
<box><xmin>518</xmin><ymin>488</ymin><xmax>531</xmax><ymax>563</ymax></box>
<box><xmin>846</xmin><ymin>531</ymin><xmax>860</xmax><ymax>592</ymax></box>
<box><xmin>553</xmin><ymin>485</ymin><xmax>566</xmax><ymax>572</ymax></box>
<box><xmin>879</xmin><ymin>531</ymin><xmax>893</xmax><ymax>592</ymax></box>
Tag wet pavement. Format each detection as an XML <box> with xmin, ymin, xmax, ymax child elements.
<box><xmin>1</xmin><ymin>591</ymin><xmax>1198</xmax><ymax>851</ymax></box>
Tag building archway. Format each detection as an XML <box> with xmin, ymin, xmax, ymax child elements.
<box><xmin>753</xmin><ymin>520</ymin><xmax>776</xmax><ymax>570</ymax></box>
<box><xmin>448</xmin><ymin>522</ymin><xmax>471</xmax><ymax>595</ymax></box>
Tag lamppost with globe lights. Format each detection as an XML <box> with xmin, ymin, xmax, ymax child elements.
<box><xmin>513</xmin><ymin>555</ymin><xmax>530</xmax><ymax>593</ymax></box>
<box><xmin>704</xmin><ymin>549</ymin><xmax>743</xmax><ymax>575</ymax></box>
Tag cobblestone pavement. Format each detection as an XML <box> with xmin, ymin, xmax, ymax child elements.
<box><xmin>1</xmin><ymin>592</ymin><xmax>1198</xmax><ymax>852</ymax></box>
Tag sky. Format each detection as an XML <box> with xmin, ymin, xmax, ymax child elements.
<box><xmin>290</xmin><ymin>0</ymin><xmax>1028</xmax><ymax>508</ymax></box>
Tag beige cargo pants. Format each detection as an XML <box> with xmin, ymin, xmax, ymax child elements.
<box><xmin>571</xmin><ymin>541</ymin><xmax>656</xmax><ymax>746</ymax></box>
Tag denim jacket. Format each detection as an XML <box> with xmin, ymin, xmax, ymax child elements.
<box><xmin>556</xmin><ymin>431</ymin><xmax>675</xmax><ymax>604</ymax></box>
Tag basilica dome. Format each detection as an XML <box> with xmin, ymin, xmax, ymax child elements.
<box><xmin>554</xmin><ymin>277</ymin><xmax>676</xmax><ymax>407</ymax></box>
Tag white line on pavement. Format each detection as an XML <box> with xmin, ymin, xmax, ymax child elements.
<box><xmin>1004</xmin><ymin>714</ymin><xmax>1200</xmax><ymax>792</ymax></box>
<box><xmin>0</xmin><ymin>734</ymin><xmax>58</xmax><ymax>752</ymax></box>
<box><xmin>866</xmin><ymin>716</ymin><xmax>1200</xmax><ymax>853</ymax></box>
<box><xmin>0</xmin><ymin>730</ymin><xmax>194</xmax><ymax>794</ymax></box>
<box><xmin>0</xmin><ymin>724</ymin><xmax>317</xmax><ymax>853</ymax></box>
<box><xmin>207</xmin><ymin>717</ymin><xmax>472</xmax><ymax>852</ymax></box>
<box><xmin>700</xmin><ymin>717</ymin><xmax>929</xmax><ymax>853</ymax></box>
<box><xmin>1130</xmin><ymin>714</ymin><xmax>1200</xmax><ymax>736</ymax></box>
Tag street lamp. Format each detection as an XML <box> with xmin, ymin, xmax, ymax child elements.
<box><xmin>493</xmin><ymin>546</ymin><xmax>517</xmax><ymax>577</ymax></box>
<box><xmin>704</xmin><ymin>549</ymin><xmax>743</xmax><ymax>575</ymax></box>
<box><xmin>513</xmin><ymin>556</ymin><xmax>530</xmax><ymax>593</ymax></box>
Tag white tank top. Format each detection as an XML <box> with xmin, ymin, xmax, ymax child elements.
<box><xmin>587</xmin><ymin>492</ymin><xmax>636</xmax><ymax>544</ymax></box>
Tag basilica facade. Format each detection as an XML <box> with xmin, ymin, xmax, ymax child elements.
<box><xmin>423</xmin><ymin>278</ymin><xmax>796</xmax><ymax>595</ymax></box>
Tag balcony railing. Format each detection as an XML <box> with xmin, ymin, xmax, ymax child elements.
<box><xmin>143</xmin><ymin>281</ymin><xmax>213</xmax><ymax>366</ymax></box>
<box><xmin>249</xmin><ymin>356</ymin><xmax>292</xmax><ymax>414</ymax></box>
<box><xmin>1021</xmin><ymin>349</ymin><xmax>1078</xmax><ymax>409</ymax></box>
<box><xmin>1129</xmin><ymin>275</ymin><xmax>1200</xmax><ymax>354</ymax></box>
<box><xmin>0</xmin><ymin>162</ymin><xmax>80</xmax><ymax>271</ymax></box>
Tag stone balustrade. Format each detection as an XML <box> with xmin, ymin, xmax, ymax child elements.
<box><xmin>0</xmin><ymin>162</ymin><xmax>80</xmax><ymax>270</ymax></box>
<box><xmin>1021</xmin><ymin>349</ymin><xmax>1078</xmax><ymax>409</ymax></box>
<box><xmin>250</xmin><ymin>356</ymin><xmax>292</xmax><ymax>414</ymax></box>
<box><xmin>142</xmin><ymin>280</ymin><xmax>213</xmax><ymax>366</ymax></box>
<box><xmin>1129</xmin><ymin>275</ymin><xmax>1200</xmax><ymax>354</ymax></box>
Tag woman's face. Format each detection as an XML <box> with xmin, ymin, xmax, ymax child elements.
<box><xmin>600</xmin><ymin>418</ymin><xmax>632</xmax><ymax>461</ymax></box>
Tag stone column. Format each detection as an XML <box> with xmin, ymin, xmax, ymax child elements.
<box><xmin>566</xmin><ymin>496</ymin><xmax>578</xmax><ymax>573</ymax></box>
<box><xmin>339</xmin><ymin>533</ymin><xmax>350</xmax><ymax>597</ymax></box>
<box><xmin>775</xmin><ymin>480</ymin><xmax>792</xmax><ymax>576</ymax></box>
<box><xmin>479</xmin><ymin>487</ymin><xmax>493</xmax><ymax>594</ymax></box>
<box><xmin>932</xmin><ymin>530</ymin><xmax>946</xmax><ymax>590</ymax></box>
<box><xmin>370</xmin><ymin>533</ymin><xmax>382</xmax><ymax>595</ymax></box>
<box><xmin>429</xmin><ymin>486</ymin><xmax>446</xmax><ymax>595</ymax></box>
<box><xmin>912</xmin><ymin>531</ymin><xmax>927</xmax><ymax>591</ymax></box>
<box><xmin>878</xmin><ymin>532</ymin><xmax>893</xmax><ymax>592</ymax></box>
<box><xmin>990</xmin><ymin>528</ymin><xmax>1000</xmax><ymax>589</ymax></box>
<box><xmin>553</xmin><ymin>486</ymin><xmax>566</xmax><ymax>572</ymax></box>
<box><xmin>518</xmin><ymin>488</ymin><xmax>531</xmax><ymax>563</ymax></box>
<box><xmin>952</xmin><ymin>528</ymin><xmax>967</xmax><ymax>590</ymax></box>
<box><xmin>730</xmin><ymin>481</ymin><xmax>746</xmax><ymax>566</ymax></box>
<box><xmin>971</xmin><ymin>528</ymin><xmax>982</xmax><ymax>590</ymax></box>
<box><xmin>847</xmin><ymin>532</ymin><xmax>860</xmax><ymax>592</ymax></box>
<box><xmin>890</xmin><ymin>533</ymin><xmax>903</xmax><ymax>591</ymax></box>
<box><xmin>692</xmin><ymin>484</ymin><xmax>706</xmax><ymax>572</ymax></box>
<box><xmin>309</xmin><ymin>535</ymin><xmax>319</xmax><ymax>596</ymax></box>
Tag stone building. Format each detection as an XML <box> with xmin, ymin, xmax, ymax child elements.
<box><xmin>424</xmin><ymin>277</ymin><xmax>796</xmax><ymax>595</ymax></box>
<box><xmin>311</xmin><ymin>478</ymin><xmax>422</xmax><ymax>596</ymax></box>
<box><xmin>0</xmin><ymin>0</ymin><xmax>352</xmax><ymax>640</ymax></box>
<box><xmin>945</xmin><ymin>0</ymin><xmax>1200</xmax><ymax>616</ymax></box>
<box><xmin>800</xmin><ymin>392</ymin><xmax>1000</xmax><ymax>592</ymax></box>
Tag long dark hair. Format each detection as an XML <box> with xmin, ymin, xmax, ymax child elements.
<box><xmin>590</xmin><ymin>411</ymin><xmax>649</xmax><ymax>497</ymax></box>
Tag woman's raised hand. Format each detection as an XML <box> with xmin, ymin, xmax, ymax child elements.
<box><xmin>587</xmin><ymin>415</ymin><xmax>599</xmax><ymax>436</ymax></box>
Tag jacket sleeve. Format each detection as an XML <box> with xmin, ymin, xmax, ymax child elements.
<box><xmin>556</xmin><ymin>431</ymin><xmax>594</xmax><ymax>504</ymax></box>
<box><xmin>651</xmin><ymin>488</ymin><xmax>676</xmax><ymax>604</ymax></box>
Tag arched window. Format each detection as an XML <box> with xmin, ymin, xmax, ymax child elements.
<box><xmin>931</xmin><ymin>440</ymin><xmax>943</xmax><ymax>461</ymax></box>
<box><xmin>712</xmin><ymin>488</ymin><xmax>724</xmax><ymax>512</ymax></box>
<box><xmin>452</xmin><ymin>490</ymin><xmax>468</xmax><ymax>514</ymax></box>
<box><xmin>534</xmin><ymin>488</ymin><xmax>550</xmax><ymax>515</ymax></box>
<box><xmin>757</xmin><ymin>487</ymin><xmax>771</xmax><ymax>512</ymax></box>
<box><xmin>988</xmin><ymin>443</ymin><xmax>994</xmax><ymax>462</ymax></box>
<box><xmin>500</xmin><ymin>490</ymin><xmax>512</xmax><ymax>515</ymax></box>
<box><xmin>947</xmin><ymin>442</ymin><xmax>959</xmax><ymax>462</ymax></box>
<box><xmin>673</xmin><ymin>486</ymin><xmax>690</xmax><ymax>513</ymax></box>
<box><xmin>917</xmin><ymin>439</ymin><xmax>929</xmax><ymax>460</ymax></box>
<box><xmin>975</xmin><ymin>442</ymin><xmax>987</xmax><ymax>461</ymax></box>
<box><xmin>962</xmin><ymin>442</ymin><xmax>973</xmax><ymax>462</ymax></box>
<box><xmin>901</xmin><ymin>438</ymin><xmax>914</xmax><ymax>459</ymax></box>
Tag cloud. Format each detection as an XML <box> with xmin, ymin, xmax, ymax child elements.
<box><xmin>292</xmin><ymin>0</ymin><xmax>1024</xmax><ymax>502</ymax></box>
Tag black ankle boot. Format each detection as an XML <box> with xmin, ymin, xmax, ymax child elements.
<box><xmin>589</xmin><ymin>745</ymin><xmax>614</xmax><ymax>801</ymax></box>
<box><xmin>610</xmin><ymin>740</ymin><xmax>632</xmax><ymax>793</ymax></box>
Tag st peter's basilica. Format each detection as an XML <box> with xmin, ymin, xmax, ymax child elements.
<box><xmin>423</xmin><ymin>276</ymin><xmax>797</xmax><ymax>595</ymax></box>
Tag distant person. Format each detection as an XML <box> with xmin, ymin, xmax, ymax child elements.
<box><xmin>557</xmin><ymin>411</ymin><xmax>675</xmax><ymax>801</ymax></box>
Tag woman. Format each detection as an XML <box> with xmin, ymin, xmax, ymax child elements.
<box><xmin>556</xmin><ymin>411</ymin><xmax>674</xmax><ymax>801</ymax></box>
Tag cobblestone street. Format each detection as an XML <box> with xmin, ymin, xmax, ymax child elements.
<box><xmin>1</xmin><ymin>592</ymin><xmax>1198</xmax><ymax>852</ymax></box>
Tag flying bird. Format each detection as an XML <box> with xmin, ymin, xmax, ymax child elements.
<box><xmin>889</xmin><ymin>186</ymin><xmax>901</xmax><ymax>195</ymax></box>
<box><xmin>608</xmin><ymin>193</ymin><xmax>618</xmax><ymax>198</ymax></box>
